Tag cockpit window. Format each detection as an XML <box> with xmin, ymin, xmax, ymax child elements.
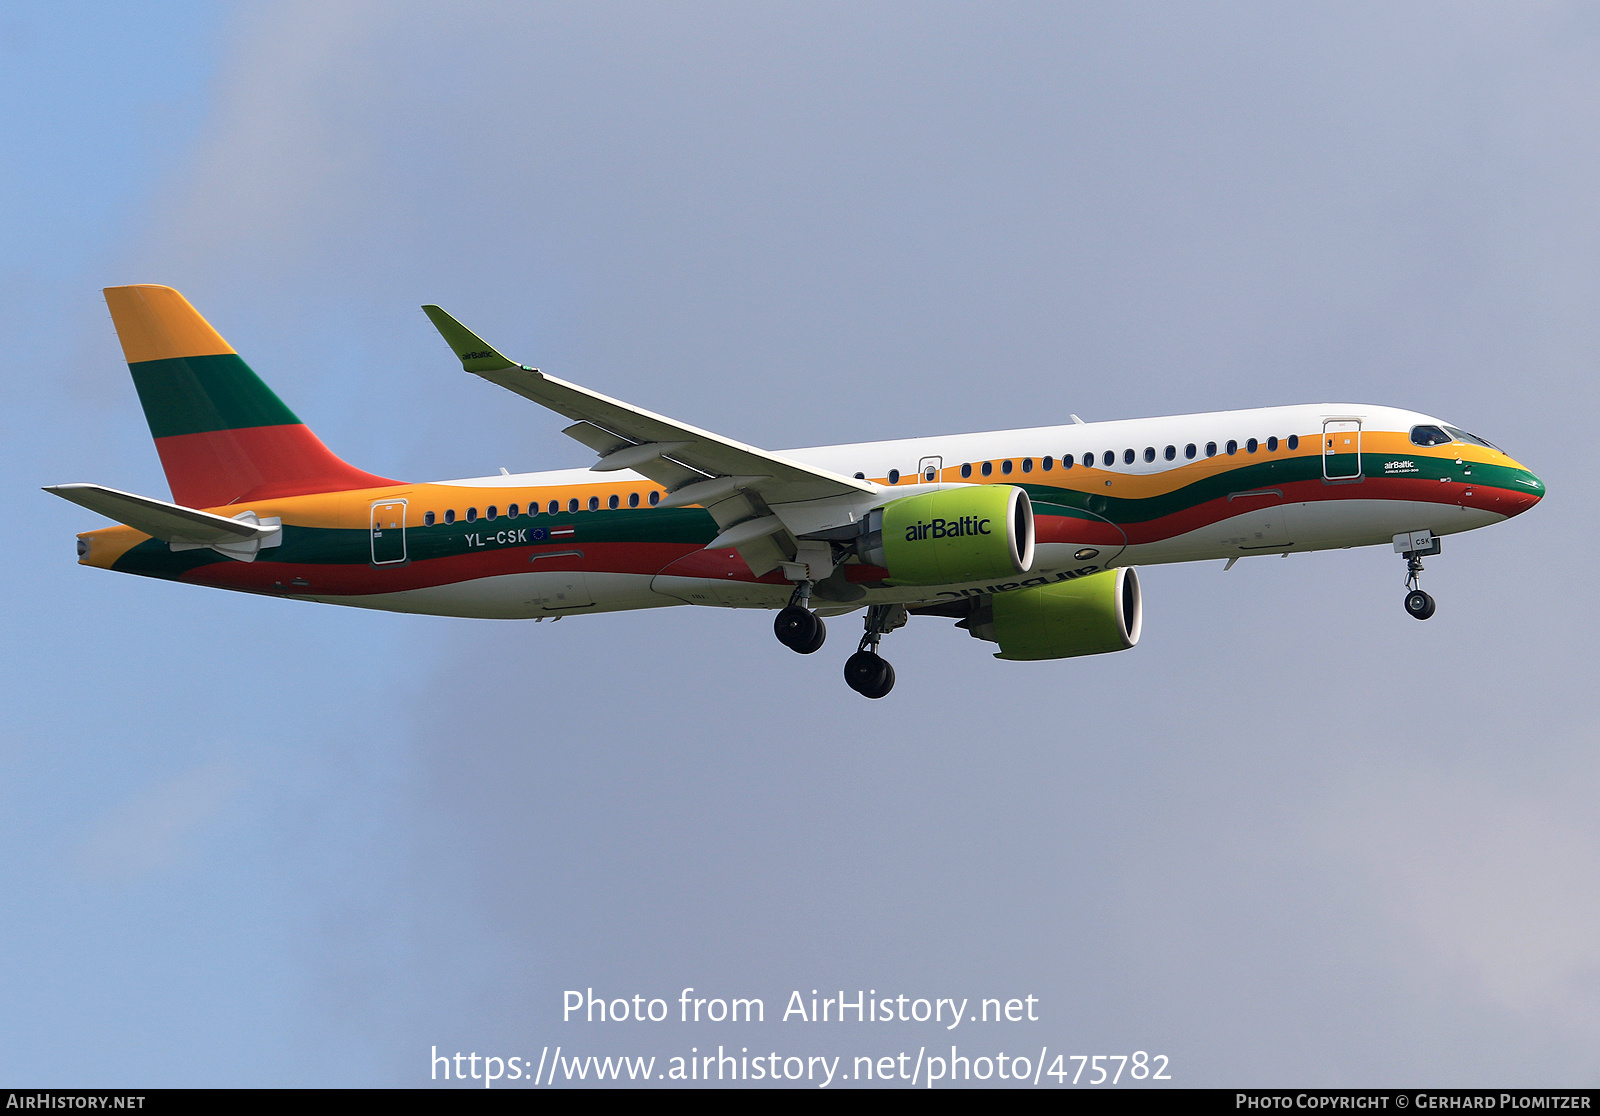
<box><xmin>1445</xmin><ymin>425</ymin><xmax>1498</xmax><ymax>450</ymax></box>
<box><xmin>1409</xmin><ymin>425</ymin><xmax>1451</xmax><ymax>447</ymax></box>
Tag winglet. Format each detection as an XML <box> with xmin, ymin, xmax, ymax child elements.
<box><xmin>421</xmin><ymin>305</ymin><xmax>523</xmax><ymax>373</ymax></box>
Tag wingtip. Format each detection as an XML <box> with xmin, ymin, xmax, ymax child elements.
<box><xmin>420</xmin><ymin>304</ymin><xmax>518</xmax><ymax>373</ymax></box>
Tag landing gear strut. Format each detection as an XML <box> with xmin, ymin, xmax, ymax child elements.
<box><xmin>844</xmin><ymin>604</ymin><xmax>906</xmax><ymax>699</ymax></box>
<box><xmin>1396</xmin><ymin>531</ymin><xmax>1440</xmax><ymax>621</ymax></box>
<box><xmin>774</xmin><ymin>581</ymin><xmax>826</xmax><ymax>653</ymax></box>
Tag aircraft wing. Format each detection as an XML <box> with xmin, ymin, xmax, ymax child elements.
<box><xmin>423</xmin><ymin>305</ymin><xmax>878</xmax><ymax>575</ymax></box>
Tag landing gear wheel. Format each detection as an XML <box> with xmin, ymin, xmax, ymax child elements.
<box><xmin>844</xmin><ymin>650</ymin><xmax>895</xmax><ymax>698</ymax></box>
<box><xmin>1404</xmin><ymin>589</ymin><xmax>1436</xmax><ymax>621</ymax></box>
<box><xmin>794</xmin><ymin>617</ymin><xmax>827</xmax><ymax>654</ymax></box>
<box><xmin>774</xmin><ymin>605</ymin><xmax>825</xmax><ymax>652</ymax></box>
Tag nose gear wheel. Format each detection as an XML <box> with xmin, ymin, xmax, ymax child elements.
<box><xmin>1399</xmin><ymin>535</ymin><xmax>1440</xmax><ymax>621</ymax></box>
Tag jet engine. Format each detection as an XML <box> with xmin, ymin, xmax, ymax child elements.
<box><xmin>858</xmin><ymin>485</ymin><xmax>1034</xmax><ymax>585</ymax></box>
<box><xmin>983</xmin><ymin>567</ymin><xmax>1142</xmax><ymax>660</ymax></box>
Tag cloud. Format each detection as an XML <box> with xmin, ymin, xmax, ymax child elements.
<box><xmin>75</xmin><ymin>760</ymin><xmax>243</xmax><ymax>884</ymax></box>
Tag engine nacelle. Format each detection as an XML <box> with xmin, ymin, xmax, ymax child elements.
<box><xmin>861</xmin><ymin>485</ymin><xmax>1034</xmax><ymax>586</ymax></box>
<box><xmin>990</xmin><ymin>567</ymin><xmax>1141</xmax><ymax>660</ymax></box>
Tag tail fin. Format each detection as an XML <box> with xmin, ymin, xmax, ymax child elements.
<box><xmin>103</xmin><ymin>285</ymin><xmax>397</xmax><ymax>508</ymax></box>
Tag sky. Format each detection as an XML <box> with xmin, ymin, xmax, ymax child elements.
<box><xmin>3</xmin><ymin>0</ymin><xmax>1598</xmax><ymax>1088</ymax></box>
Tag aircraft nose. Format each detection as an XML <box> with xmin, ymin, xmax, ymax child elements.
<box><xmin>1501</xmin><ymin>458</ymin><xmax>1545</xmax><ymax>514</ymax></box>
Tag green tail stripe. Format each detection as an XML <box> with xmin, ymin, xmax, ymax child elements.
<box><xmin>129</xmin><ymin>354</ymin><xmax>301</xmax><ymax>438</ymax></box>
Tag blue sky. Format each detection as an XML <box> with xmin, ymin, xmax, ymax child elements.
<box><xmin>4</xmin><ymin>2</ymin><xmax>1598</xmax><ymax>1087</ymax></box>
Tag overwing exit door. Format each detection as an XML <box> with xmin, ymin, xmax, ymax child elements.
<box><xmin>917</xmin><ymin>456</ymin><xmax>943</xmax><ymax>483</ymax></box>
<box><xmin>370</xmin><ymin>500</ymin><xmax>407</xmax><ymax>564</ymax></box>
<box><xmin>1323</xmin><ymin>420</ymin><xmax>1362</xmax><ymax>481</ymax></box>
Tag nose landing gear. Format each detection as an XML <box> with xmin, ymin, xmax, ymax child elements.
<box><xmin>844</xmin><ymin>604</ymin><xmax>906</xmax><ymax>699</ymax></box>
<box><xmin>1395</xmin><ymin>530</ymin><xmax>1441</xmax><ymax>621</ymax></box>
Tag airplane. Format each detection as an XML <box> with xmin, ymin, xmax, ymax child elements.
<box><xmin>47</xmin><ymin>285</ymin><xmax>1546</xmax><ymax>698</ymax></box>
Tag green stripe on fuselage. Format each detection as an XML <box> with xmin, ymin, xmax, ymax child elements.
<box><xmin>1021</xmin><ymin>452</ymin><xmax>1524</xmax><ymax>525</ymax></box>
<box><xmin>129</xmin><ymin>353</ymin><xmax>301</xmax><ymax>438</ymax></box>
<box><xmin>110</xmin><ymin>505</ymin><xmax>722</xmax><ymax>579</ymax></box>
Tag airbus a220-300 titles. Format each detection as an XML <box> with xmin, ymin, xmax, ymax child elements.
<box><xmin>49</xmin><ymin>286</ymin><xmax>1547</xmax><ymax>698</ymax></box>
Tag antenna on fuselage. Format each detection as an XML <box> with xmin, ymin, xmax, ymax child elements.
<box><xmin>1069</xmin><ymin>414</ymin><xmax>1086</xmax><ymax>424</ymax></box>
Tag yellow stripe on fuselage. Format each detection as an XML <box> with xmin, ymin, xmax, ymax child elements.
<box><xmin>865</xmin><ymin>432</ymin><xmax>1518</xmax><ymax>498</ymax></box>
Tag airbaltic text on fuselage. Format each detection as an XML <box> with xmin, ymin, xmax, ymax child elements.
<box><xmin>906</xmin><ymin>516</ymin><xmax>991</xmax><ymax>541</ymax></box>
<box><xmin>936</xmin><ymin>566</ymin><xmax>1102</xmax><ymax>598</ymax></box>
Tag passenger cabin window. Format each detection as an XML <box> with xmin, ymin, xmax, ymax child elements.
<box><xmin>567</xmin><ymin>498</ymin><xmax>579</xmax><ymax>513</ymax></box>
<box><xmin>608</xmin><ymin>494</ymin><xmax>619</xmax><ymax>509</ymax></box>
<box><xmin>961</xmin><ymin>463</ymin><xmax>972</xmax><ymax>478</ymax></box>
<box><xmin>466</xmin><ymin>507</ymin><xmax>478</xmax><ymax>522</ymax></box>
<box><xmin>588</xmin><ymin>496</ymin><xmax>599</xmax><ymax>511</ymax></box>
<box><xmin>888</xmin><ymin>469</ymin><xmax>900</xmax><ymax>484</ymax></box>
<box><xmin>1165</xmin><ymin>445</ymin><xmax>1176</xmax><ymax>461</ymax></box>
<box><xmin>508</xmin><ymin>503</ymin><xmax>519</xmax><ymax>518</ymax></box>
<box><xmin>1246</xmin><ymin>438</ymin><xmax>1258</xmax><ymax>453</ymax></box>
<box><xmin>1410</xmin><ymin>425</ymin><xmax>1452</xmax><ymax>447</ymax></box>
<box><xmin>1288</xmin><ymin>434</ymin><xmax>1300</xmax><ymax>450</ymax></box>
<box><xmin>628</xmin><ymin>492</ymin><xmax>640</xmax><ymax>508</ymax></box>
<box><xmin>486</xmin><ymin>505</ymin><xmax>498</xmax><ymax>520</ymax></box>
<box><xmin>982</xmin><ymin>462</ymin><xmax>993</xmax><ymax>476</ymax></box>
<box><xmin>853</xmin><ymin>472</ymin><xmax>866</xmax><ymax>480</ymax></box>
<box><xmin>1266</xmin><ymin>437</ymin><xmax>1278</xmax><ymax>452</ymax></box>
<box><xmin>1103</xmin><ymin>450</ymin><xmax>1114</xmax><ymax>467</ymax></box>
<box><xmin>1001</xmin><ymin>460</ymin><xmax>1013</xmax><ymax>475</ymax></box>
<box><xmin>444</xmin><ymin>510</ymin><xmax>456</xmax><ymax>525</ymax></box>
<box><xmin>424</xmin><ymin>511</ymin><xmax>436</xmax><ymax>526</ymax></box>
<box><xmin>1041</xmin><ymin>457</ymin><xmax>1052</xmax><ymax>472</ymax></box>
<box><xmin>1123</xmin><ymin>448</ymin><xmax>1135</xmax><ymax>465</ymax></box>
<box><xmin>1061</xmin><ymin>455</ymin><xmax>1073</xmax><ymax>469</ymax></box>
<box><xmin>1205</xmin><ymin>442</ymin><xmax>1217</xmax><ymax>457</ymax></box>
<box><xmin>1185</xmin><ymin>443</ymin><xmax>1197</xmax><ymax>459</ymax></box>
<box><xmin>1143</xmin><ymin>447</ymin><xmax>1155</xmax><ymax>463</ymax></box>
<box><xmin>648</xmin><ymin>491</ymin><xmax>661</xmax><ymax>506</ymax></box>
<box><xmin>1226</xmin><ymin>440</ymin><xmax>1238</xmax><ymax>455</ymax></box>
<box><xmin>1084</xmin><ymin>452</ymin><xmax>1095</xmax><ymax>467</ymax></box>
<box><xmin>1022</xmin><ymin>458</ymin><xmax>1033</xmax><ymax>473</ymax></box>
<box><xmin>548</xmin><ymin>499</ymin><xmax>560</xmax><ymax>515</ymax></box>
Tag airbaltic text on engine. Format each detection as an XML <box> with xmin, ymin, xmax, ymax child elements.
<box><xmin>906</xmin><ymin>516</ymin><xmax>991</xmax><ymax>541</ymax></box>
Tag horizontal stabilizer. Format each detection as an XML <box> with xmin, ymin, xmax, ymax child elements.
<box><xmin>44</xmin><ymin>483</ymin><xmax>281</xmax><ymax>561</ymax></box>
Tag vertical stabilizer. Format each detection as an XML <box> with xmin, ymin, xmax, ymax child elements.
<box><xmin>104</xmin><ymin>285</ymin><xmax>397</xmax><ymax>507</ymax></box>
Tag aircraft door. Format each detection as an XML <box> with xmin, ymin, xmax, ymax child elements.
<box><xmin>370</xmin><ymin>500</ymin><xmax>407</xmax><ymax>564</ymax></box>
<box><xmin>917</xmin><ymin>455</ymin><xmax>943</xmax><ymax>483</ymax></box>
<box><xmin>1322</xmin><ymin>420</ymin><xmax>1362</xmax><ymax>481</ymax></box>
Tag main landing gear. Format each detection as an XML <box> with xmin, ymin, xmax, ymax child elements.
<box><xmin>774</xmin><ymin>582</ymin><xmax>826</xmax><ymax>654</ymax></box>
<box><xmin>844</xmin><ymin>604</ymin><xmax>907</xmax><ymax>699</ymax></box>
<box><xmin>1396</xmin><ymin>531</ymin><xmax>1441</xmax><ymax>621</ymax></box>
<box><xmin>773</xmin><ymin>583</ymin><xmax>908</xmax><ymax>698</ymax></box>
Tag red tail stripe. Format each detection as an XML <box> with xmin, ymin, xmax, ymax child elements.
<box><xmin>154</xmin><ymin>424</ymin><xmax>399</xmax><ymax>508</ymax></box>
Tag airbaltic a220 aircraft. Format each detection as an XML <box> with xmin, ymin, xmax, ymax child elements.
<box><xmin>50</xmin><ymin>286</ymin><xmax>1545</xmax><ymax>698</ymax></box>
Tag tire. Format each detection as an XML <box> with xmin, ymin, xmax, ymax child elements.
<box><xmin>863</xmin><ymin>660</ymin><xmax>895</xmax><ymax>699</ymax></box>
<box><xmin>844</xmin><ymin>650</ymin><xmax>889</xmax><ymax>695</ymax></box>
<box><xmin>1404</xmin><ymin>589</ymin><xmax>1436</xmax><ymax>621</ymax></box>
<box><xmin>794</xmin><ymin>617</ymin><xmax>827</xmax><ymax>654</ymax></box>
<box><xmin>774</xmin><ymin>605</ymin><xmax>818</xmax><ymax>649</ymax></box>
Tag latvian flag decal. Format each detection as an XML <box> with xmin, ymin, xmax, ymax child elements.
<box><xmin>549</xmin><ymin>526</ymin><xmax>576</xmax><ymax>539</ymax></box>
